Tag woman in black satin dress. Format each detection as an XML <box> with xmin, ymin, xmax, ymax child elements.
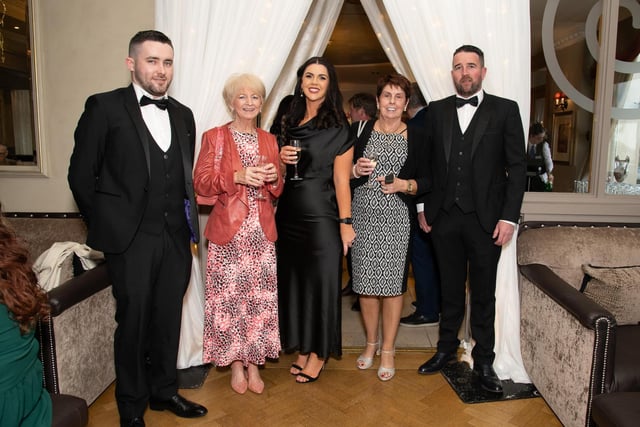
<box><xmin>277</xmin><ymin>56</ymin><xmax>355</xmax><ymax>383</ymax></box>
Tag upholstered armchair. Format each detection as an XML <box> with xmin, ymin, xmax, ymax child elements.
<box><xmin>517</xmin><ymin>222</ymin><xmax>640</xmax><ymax>427</ymax></box>
<box><xmin>6</xmin><ymin>214</ymin><xmax>117</xmax><ymax>405</ymax></box>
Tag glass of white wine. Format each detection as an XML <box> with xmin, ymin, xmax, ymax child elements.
<box><xmin>255</xmin><ymin>154</ymin><xmax>267</xmax><ymax>200</ymax></box>
<box><xmin>290</xmin><ymin>139</ymin><xmax>303</xmax><ymax>181</ymax></box>
<box><xmin>364</xmin><ymin>150</ymin><xmax>379</xmax><ymax>188</ymax></box>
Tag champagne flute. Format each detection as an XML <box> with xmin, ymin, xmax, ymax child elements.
<box><xmin>255</xmin><ymin>154</ymin><xmax>267</xmax><ymax>200</ymax></box>
<box><xmin>364</xmin><ymin>150</ymin><xmax>379</xmax><ymax>188</ymax></box>
<box><xmin>289</xmin><ymin>139</ymin><xmax>303</xmax><ymax>181</ymax></box>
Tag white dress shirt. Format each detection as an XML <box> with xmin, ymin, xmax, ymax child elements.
<box><xmin>456</xmin><ymin>90</ymin><xmax>483</xmax><ymax>134</ymax></box>
<box><xmin>133</xmin><ymin>84</ymin><xmax>172</xmax><ymax>152</ymax></box>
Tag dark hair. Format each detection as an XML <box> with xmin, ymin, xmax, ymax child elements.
<box><xmin>376</xmin><ymin>74</ymin><xmax>411</xmax><ymax>100</ymax></box>
<box><xmin>453</xmin><ymin>45</ymin><xmax>485</xmax><ymax>67</ymax></box>
<box><xmin>0</xmin><ymin>213</ymin><xmax>50</xmax><ymax>334</ymax></box>
<box><xmin>348</xmin><ymin>93</ymin><xmax>377</xmax><ymax>119</ymax></box>
<box><xmin>408</xmin><ymin>82</ymin><xmax>427</xmax><ymax>109</ymax></box>
<box><xmin>269</xmin><ymin>94</ymin><xmax>295</xmax><ymax>144</ymax></box>
<box><xmin>129</xmin><ymin>30</ymin><xmax>173</xmax><ymax>56</ymax></box>
<box><xmin>285</xmin><ymin>57</ymin><xmax>348</xmax><ymax>131</ymax></box>
<box><xmin>529</xmin><ymin>122</ymin><xmax>546</xmax><ymax>137</ymax></box>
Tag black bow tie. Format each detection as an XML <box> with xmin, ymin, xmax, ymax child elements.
<box><xmin>140</xmin><ymin>95</ymin><xmax>169</xmax><ymax>110</ymax></box>
<box><xmin>455</xmin><ymin>96</ymin><xmax>478</xmax><ymax>108</ymax></box>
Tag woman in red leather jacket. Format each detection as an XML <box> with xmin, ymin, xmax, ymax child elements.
<box><xmin>193</xmin><ymin>73</ymin><xmax>283</xmax><ymax>395</ymax></box>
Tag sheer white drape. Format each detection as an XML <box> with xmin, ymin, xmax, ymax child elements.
<box><xmin>360</xmin><ymin>0</ymin><xmax>413</xmax><ymax>81</ymax></box>
<box><xmin>382</xmin><ymin>0</ymin><xmax>531</xmax><ymax>383</ymax></box>
<box><xmin>156</xmin><ymin>0</ymin><xmax>312</xmax><ymax>369</ymax></box>
<box><xmin>156</xmin><ymin>0</ymin><xmax>312</xmax><ymax>142</ymax></box>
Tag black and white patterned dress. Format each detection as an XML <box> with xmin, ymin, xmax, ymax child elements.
<box><xmin>352</xmin><ymin>130</ymin><xmax>410</xmax><ymax>296</ymax></box>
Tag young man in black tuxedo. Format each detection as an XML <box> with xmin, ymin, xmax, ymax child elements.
<box><xmin>68</xmin><ymin>30</ymin><xmax>206</xmax><ymax>427</ymax></box>
<box><xmin>416</xmin><ymin>45</ymin><xmax>526</xmax><ymax>395</ymax></box>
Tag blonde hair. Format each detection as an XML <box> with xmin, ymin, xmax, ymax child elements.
<box><xmin>222</xmin><ymin>73</ymin><xmax>266</xmax><ymax>115</ymax></box>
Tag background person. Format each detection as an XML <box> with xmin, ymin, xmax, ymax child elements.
<box><xmin>0</xmin><ymin>144</ymin><xmax>17</xmax><ymax>165</ymax></box>
<box><xmin>400</xmin><ymin>82</ymin><xmax>441</xmax><ymax>328</ymax></box>
<box><xmin>193</xmin><ymin>73</ymin><xmax>283</xmax><ymax>395</ymax></box>
<box><xmin>350</xmin><ymin>74</ymin><xmax>427</xmax><ymax>381</ymax></box>
<box><xmin>417</xmin><ymin>45</ymin><xmax>526</xmax><ymax>395</ymax></box>
<box><xmin>0</xmin><ymin>211</ymin><xmax>52</xmax><ymax>427</ymax></box>
<box><xmin>277</xmin><ymin>56</ymin><xmax>354</xmax><ymax>384</ymax></box>
<box><xmin>526</xmin><ymin>122</ymin><xmax>554</xmax><ymax>191</ymax></box>
<box><xmin>342</xmin><ymin>92</ymin><xmax>377</xmax><ymax>311</ymax></box>
<box><xmin>68</xmin><ymin>30</ymin><xmax>207</xmax><ymax>426</ymax></box>
<box><xmin>347</xmin><ymin>92</ymin><xmax>377</xmax><ymax>123</ymax></box>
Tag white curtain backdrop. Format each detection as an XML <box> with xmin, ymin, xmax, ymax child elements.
<box><xmin>156</xmin><ymin>0</ymin><xmax>313</xmax><ymax>368</ymax></box>
<box><xmin>382</xmin><ymin>0</ymin><xmax>531</xmax><ymax>383</ymax></box>
<box><xmin>360</xmin><ymin>0</ymin><xmax>413</xmax><ymax>81</ymax></box>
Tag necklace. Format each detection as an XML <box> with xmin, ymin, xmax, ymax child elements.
<box><xmin>376</xmin><ymin>120</ymin><xmax>405</xmax><ymax>134</ymax></box>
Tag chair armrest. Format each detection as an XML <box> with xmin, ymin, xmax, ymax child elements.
<box><xmin>519</xmin><ymin>263</ymin><xmax>616</xmax><ymax>329</ymax></box>
<box><xmin>519</xmin><ymin>263</ymin><xmax>617</xmax><ymax>427</ymax></box>
<box><xmin>48</xmin><ymin>263</ymin><xmax>110</xmax><ymax>316</ymax></box>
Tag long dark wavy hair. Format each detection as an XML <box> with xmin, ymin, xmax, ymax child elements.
<box><xmin>284</xmin><ymin>56</ymin><xmax>348</xmax><ymax>132</ymax></box>
<box><xmin>0</xmin><ymin>213</ymin><xmax>50</xmax><ymax>334</ymax></box>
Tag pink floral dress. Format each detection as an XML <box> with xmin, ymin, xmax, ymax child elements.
<box><xmin>202</xmin><ymin>129</ymin><xmax>280</xmax><ymax>367</ymax></box>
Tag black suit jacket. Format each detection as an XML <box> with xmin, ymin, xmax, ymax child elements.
<box><xmin>68</xmin><ymin>84</ymin><xmax>199</xmax><ymax>253</ymax></box>
<box><xmin>421</xmin><ymin>92</ymin><xmax>526</xmax><ymax>233</ymax></box>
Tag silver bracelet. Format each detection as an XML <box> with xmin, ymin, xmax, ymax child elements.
<box><xmin>352</xmin><ymin>164</ymin><xmax>361</xmax><ymax>179</ymax></box>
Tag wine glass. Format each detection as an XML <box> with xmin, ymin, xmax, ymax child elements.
<box><xmin>364</xmin><ymin>150</ymin><xmax>379</xmax><ymax>188</ymax></box>
<box><xmin>289</xmin><ymin>139</ymin><xmax>303</xmax><ymax>181</ymax></box>
<box><xmin>255</xmin><ymin>154</ymin><xmax>267</xmax><ymax>200</ymax></box>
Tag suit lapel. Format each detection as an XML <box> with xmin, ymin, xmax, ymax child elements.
<box><xmin>442</xmin><ymin>96</ymin><xmax>456</xmax><ymax>165</ymax></box>
<box><xmin>124</xmin><ymin>85</ymin><xmax>152</xmax><ymax>174</ymax></box>
<box><xmin>167</xmin><ymin>100</ymin><xmax>193</xmax><ymax>182</ymax></box>
<box><xmin>471</xmin><ymin>93</ymin><xmax>491</xmax><ymax>158</ymax></box>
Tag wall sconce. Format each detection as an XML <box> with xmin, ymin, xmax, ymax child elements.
<box><xmin>554</xmin><ymin>92</ymin><xmax>568</xmax><ymax>111</ymax></box>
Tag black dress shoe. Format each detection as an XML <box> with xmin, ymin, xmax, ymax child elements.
<box><xmin>418</xmin><ymin>352</ymin><xmax>457</xmax><ymax>375</ymax></box>
<box><xmin>149</xmin><ymin>394</ymin><xmax>207</xmax><ymax>418</ymax></box>
<box><xmin>473</xmin><ymin>363</ymin><xmax>503</xmax><ymax>394</ymax></box>
<box><xmin>400</xmin><ymin>312</ymin><xmax>439</xmax><ymax>327</ymax></box>
<box><xmin>120</xmin><ymin>417</ymin><xmax>145</xmax><ymax>427</ymax></box>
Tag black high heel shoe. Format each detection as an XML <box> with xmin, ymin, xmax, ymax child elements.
<box><xmin>295</xmin><ymin>362</ymin><xmax>326</xmax><ymax>384</ymax></box>
<box><xmin>290</xmin><ymin>363</ymin><xmax>304</xmax><ymax>376</ymax></box>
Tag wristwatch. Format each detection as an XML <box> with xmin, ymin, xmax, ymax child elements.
<box><xmin>338</xmin><ymin>217</ymin><xmax>353</xmax><ymax>224</ymax></box>
<box><xmin>407</xmin><ymin>180</ymin><xmax>414</xmax><ymax>194</ymax></box>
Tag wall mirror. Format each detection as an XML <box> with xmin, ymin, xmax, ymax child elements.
<box><xmin>0</xmin><ymin>0</ymin><xmax>45</xmax><ymax>176</ymax></box>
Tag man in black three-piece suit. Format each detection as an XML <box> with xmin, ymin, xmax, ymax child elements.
<box><xmin>416</xmin><ymin>45</ymin><xmax>526</xmax><ymax>395</ymax></box>
<box><xmin>68</xmin><ymin>30</ymin><xmax>207</xmax><ymax>427</ymax></box>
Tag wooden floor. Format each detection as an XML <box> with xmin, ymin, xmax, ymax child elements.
<box><xmin>87</xmin><ymin>350</ymin><xmax>562</xmax><ymax>426</ymax></box>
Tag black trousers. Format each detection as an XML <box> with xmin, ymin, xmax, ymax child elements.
<box><xmin>105</xmin><ymin>225</ymin><xmax>191</xmax><ymax>419</ymax></box>
<box><xmin>430</xmin><ymin>206</ymin><xmax>501</xmax><ymax>365</ymax></box>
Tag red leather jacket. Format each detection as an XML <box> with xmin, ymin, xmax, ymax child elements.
<box><xmin>193</xmin><ymin>124</ymin><xmax>283</xmax><ymax>245</ymax></box>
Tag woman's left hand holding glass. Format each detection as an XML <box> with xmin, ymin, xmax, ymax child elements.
<box><xmin>234</xmin><ymin>166</ymin><xmax>266</xmax><ymax>188</ymax></box>
<box><xmin>262</xmin><ymin>162</ymin><xmax>280</xmax><ymax>185</ymax></box>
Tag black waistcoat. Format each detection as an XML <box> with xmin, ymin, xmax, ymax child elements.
<box><xmin>443</xmin><ymin>118</ymin><xmax>478</xmax><ymax>213</ymax></box>
<box><xmin>139</xmin><ymin>127</ymin><xmax>187</xmax><ymax>235</ymax></box>
<box><xmin>527</xmin><ymin>143</ymin><xmax>547</xmax><ymax>175</ymax></box>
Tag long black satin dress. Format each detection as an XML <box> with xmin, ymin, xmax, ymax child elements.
<box><xmin>276</xmin><ymin>118</ymin><xmax>352</xmax><ymax>359</ymax></box>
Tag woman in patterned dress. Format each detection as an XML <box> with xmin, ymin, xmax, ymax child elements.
<box><xmin>193</xmin><ymin>74</ymin><xmax>283</xmax><ymax>394</ymax></box>
<box><xmin>349</xmin><ymin>74</ymin><xmax>428</xmax><ymax>381</ymax></box>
